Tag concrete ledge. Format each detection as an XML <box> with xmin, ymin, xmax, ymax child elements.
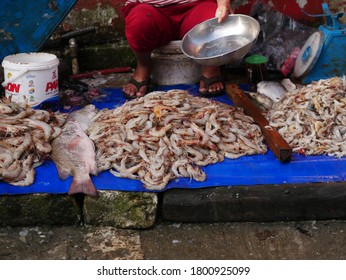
<box><xmin>84</xmin><ymin>191</ymin><xmax>158</xmax><ymax>229</ymax></box>
<box><xmin>162</xmin><ymin>182</ymin><xmax>346</xmax><ymax>222</ymax></box>
<box><xmin>0</xmin><ymin>194</ymin><xmax>80</xmax><ymax>226</ymax></box>
<box><xmin>0</xmin><ymin>191</ymin><xmax>158</xmax><ymax>229</ymax></box>
<box><xmin>3</xmin><ymin>182</ymin><xmax>346</xmax><ymax>227</ymax></box>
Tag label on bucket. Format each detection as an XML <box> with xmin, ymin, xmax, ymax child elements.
<box><xmin>2</xmin><ymin>52</ymin><xmax>59</xmax><ymax>107</ymax></box>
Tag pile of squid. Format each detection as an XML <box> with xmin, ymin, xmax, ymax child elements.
<box><xmin>87</xmin><ymin>89</ymin><xmax>267</xmax><ymax>190</ymax></box>
<box><xmin>266</xmin><ymin>76</ymin><xmax>346</xmax><ymax>157</ymax></box>
<box><xmin>0</xmin><ymin>98</ymin><xmax>66</xmax><ymax>186</ymax></box>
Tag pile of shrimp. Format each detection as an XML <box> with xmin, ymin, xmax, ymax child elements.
<box><xmin>88</xmin><ymin>89</ymin><xmax>267</xmax><ymax>190</ymax></box>
<box><xmin>266</xmin><ymin>76</ymin><xmax>346</xmax><ymax>157</ymax></box>
<box><xmin>0</xmin><ymin>98</ymin><xmax>66</xmax><ymax>186</ymax></box>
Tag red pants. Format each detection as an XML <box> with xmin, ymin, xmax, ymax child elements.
<box><xmin>123</xmin><ymin>0</ymin><xmax>217</xmax><ymax>53</ymax></box>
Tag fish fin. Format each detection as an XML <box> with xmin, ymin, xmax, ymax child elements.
<box><xmin>68</xmin><ymin>175</ymin><xmax>97</xmax><ymax>197</ymax></box>
<box><xmin>90</xmin><ymin>163</ymin><xmax>99</xmax><ymax>176</ymax></box>
<box><xmin>56</xmin><ymin>164</ymin><xmax>71</xmax><ymax>180</ymax></box>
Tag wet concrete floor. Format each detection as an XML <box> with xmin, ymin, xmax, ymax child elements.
<box><xmin>1</xmin><ymin>220</ymin><xmax>346</xmax><ymax>260</ymax></box>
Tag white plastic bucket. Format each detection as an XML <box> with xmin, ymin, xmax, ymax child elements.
<box><xmin>151</xmin><ymin>40</ymin><xmax>202</xmax><ymax>85</ymax></box>
<box><xmin>2</xmin><ymin>52</ymin><xmax>59</xmax><ymax>106</ymax></box>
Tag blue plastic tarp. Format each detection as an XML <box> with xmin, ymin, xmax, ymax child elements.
<box><xmin>1</xmin><ymin>83</ymin><xmax>346</xmax><ymax>195</ymax></box>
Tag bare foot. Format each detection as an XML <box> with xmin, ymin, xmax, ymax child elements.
<box><xmin>123</xmin><ymin>52</ymin><xmax>152</xmax><ymax>98</ymax></box>
<box><xmin>123</xmin><ymin>76</ymin><xmax>151</xmax><ymax>98</ymax></box>
<box><xmin>199</xmin><ymin>66</ymin><xmax>224</xmax><ymax>94</ymax></box>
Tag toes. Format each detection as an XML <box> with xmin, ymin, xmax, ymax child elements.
<box><xmin>123</xmin><ymin>84</ymin><xmax>137</xmax><ymax>97</ymax></box>
<box><xmin>203</xmin><ymin>82</ymin><xmax>224</xmax><ymax>93</ymax></box>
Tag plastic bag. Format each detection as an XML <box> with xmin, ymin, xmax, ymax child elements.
<box><xmin>248</xmin><ymin>0</ymin><xmax>315</xmax><ymax>71</ymax></box>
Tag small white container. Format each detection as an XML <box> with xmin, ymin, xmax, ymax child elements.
<box><xmin>2</xmin><ymin>52</ymin><xmax>59</xmax><ymax>106</ymax></box>
<box><xmin>151</xmin><ymin>40</ymin><xmax>202</xmax><ymax>85</ymax></box>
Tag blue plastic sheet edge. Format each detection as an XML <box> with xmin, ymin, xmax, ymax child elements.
<box><xmin>1</xmin><ymin>83</ymin><xmax>346</xmax><ymax>195</ymax></box>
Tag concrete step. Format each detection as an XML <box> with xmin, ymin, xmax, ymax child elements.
<box><xmin>162</xmin><ymin>182</ymin><xmax>346</xmax><ymax>223</ymax></box>
<box><xmin>0</xmin><ymin>191</ymin><xmax>157</xmax><ymax>229</ymax></box>
<box><xmin>2</xmin><ymin>182</ymin><xmax>346</xmax><ymax>228</ymax></box>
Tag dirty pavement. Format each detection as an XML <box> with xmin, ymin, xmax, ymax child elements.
<box><xmin>1</xmin><ymin>219</ymin><xmax>346</xmax><ymax>260</ymax></box>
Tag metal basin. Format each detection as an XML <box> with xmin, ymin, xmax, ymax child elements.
<box><xmin>181</xmin><ymin>14</ymin><xmax>260</xmax><ymax>66</ymax></box>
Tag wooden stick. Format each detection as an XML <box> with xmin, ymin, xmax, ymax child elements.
<box><xmin>225</xmin><ymin>83</ymin><xmax>292</xmax><ymax>162</ymax></box>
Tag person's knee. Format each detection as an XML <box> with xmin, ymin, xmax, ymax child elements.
<box><xmin>126</xmin><ymin>3</ymin><xmax>158</xmax><ymax>31</ymax></box>
<box><xmin>180</xmin><ymin>1</ymin><xmax>217</xmax><ymax>37</ymax></box>
<box><xmin>125</xmin><ymin>4</ymin><xmax>173</xmax><ymax>52</ymax></box>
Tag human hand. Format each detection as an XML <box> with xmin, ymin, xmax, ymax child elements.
<box><xmin>215</xmin><ymin>0</ymin><xmax>234</xmax><ymax>23</ymax></box>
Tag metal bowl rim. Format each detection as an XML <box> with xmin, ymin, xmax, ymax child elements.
<box><xmin>181</xmin><ymin>14</ymin><xmax>260</xmax><ymax>61</ymax></box>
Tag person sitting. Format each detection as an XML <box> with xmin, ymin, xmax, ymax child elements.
<box><xmin>122</xmin><ymin>0</ymin><xmax>233</xmax><ymax>99</ymax></box>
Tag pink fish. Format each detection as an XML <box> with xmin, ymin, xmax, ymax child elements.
<box><xmin>51</xmin><ymin>120</ymin><xmax>98</xmax><ymax>196</ymax></box>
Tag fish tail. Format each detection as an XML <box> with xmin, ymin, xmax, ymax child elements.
<box><xmin>68</xmin><ymin>176</ymin><xmax>98</xmax><ymax>197</ymax></box>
